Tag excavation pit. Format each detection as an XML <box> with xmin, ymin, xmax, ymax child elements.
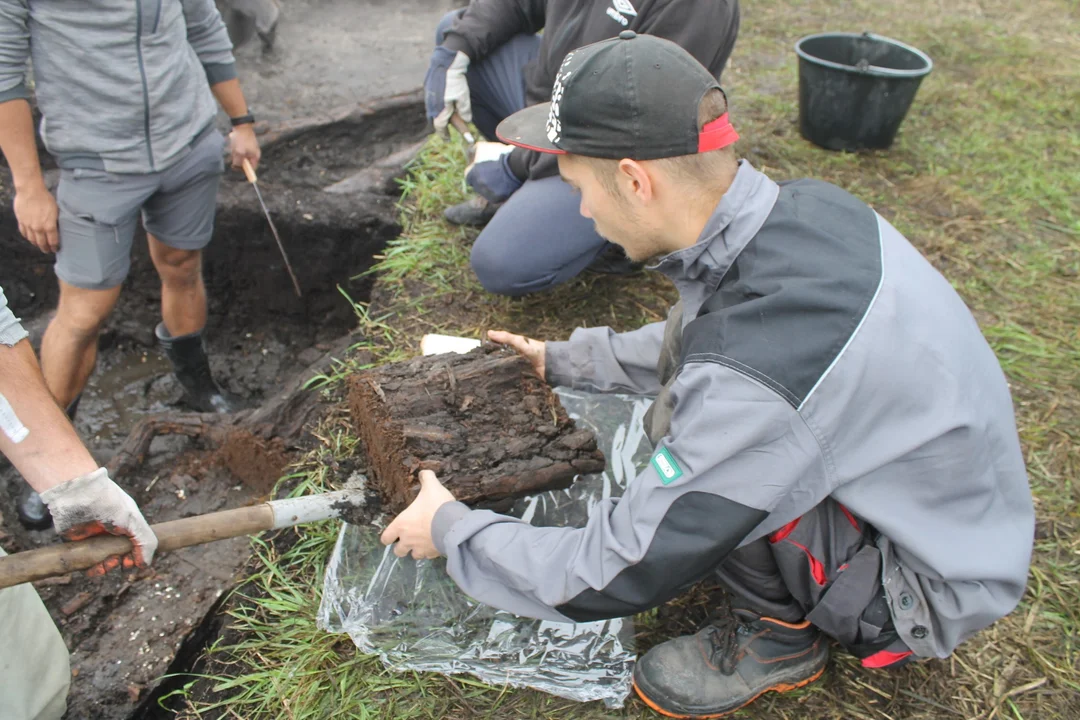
<box><xmin>0</xmin><ymin>94</ymin><xmax>427</xmax><ymax>720</ymax></box>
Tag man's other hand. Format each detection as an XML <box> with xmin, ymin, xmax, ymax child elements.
<box><xmin>465</xmin><ymin>154</ymin><xmax>523</xmax><ymax>205</ymax></box>
<box><xmin>488</xmin><ymin>330</ymin><xmax>546</xmax><ymax>380</ymax></box>
<box><xmin>14</xmin><ymin>182</ymin><xmax>59</xmax><ymax>253</ymax></box>
<box><xmin>40</xmin><ymin>467</ymin><xmax>158</xmax><ymax>576</ymax></box>
<box><xmin>380</xmin><ymin>470</ymin><xmax>455</xmax><ymax>560</ymax></box>
<box><xmin>228</xmin><ymin>124</ymin><xmax>261</xmax><ymax>172</ymax></box>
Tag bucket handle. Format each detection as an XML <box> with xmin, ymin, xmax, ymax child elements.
<box><xmin>853</xmin><ymin>32</ymin><xmax>875</xmax><ymax>74</ymax></box>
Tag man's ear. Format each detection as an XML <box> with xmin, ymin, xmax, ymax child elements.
<box><xmin>618</xmin><ymin>159</ymin><xmax>653</xmax><ymax>204</ymax></box>
<box><xmin>556</xmin><ymin>154</ymin><xmax>571</xmax><ymax>176</ymax></box>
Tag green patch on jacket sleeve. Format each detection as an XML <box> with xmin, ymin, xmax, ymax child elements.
<box><xmin>651</xmin><ymin>447</ymin><xmax>684</xmax><ymax>485</ymax></box>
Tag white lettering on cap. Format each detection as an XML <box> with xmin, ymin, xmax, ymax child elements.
<box><xmin>547</xmin><ymin>52</ymin><xmax>576</xmax><ymax>145</ymax></box>
<box><xmin>605</xmin><ymin>7</ymin><xmax>629</xmax><ymax>25</ymax></box>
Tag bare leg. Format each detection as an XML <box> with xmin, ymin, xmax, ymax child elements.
<box><xmin>147</xmin><ymin>234</ymin><xmax>206</xmax><ymax>337</ymax></box>
<box><xmin>39</xmin><ymin>279</ymin><xmax>122</xmax><ymax>409</ymax></box>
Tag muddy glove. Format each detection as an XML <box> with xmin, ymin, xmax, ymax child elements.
<box><xmin>425</xmin><ymin>45</ymin><xmax>472</xmax><ymax>136</ymax></box>
<box><xmin>466</xmin><ymin>152</ymin><xmax>523</xmax><ymax>204</ymax></box>
<box><xmin>40</xmin><ymin>467</ymin><xmax>158</xmax><ymax>576</ymax></box>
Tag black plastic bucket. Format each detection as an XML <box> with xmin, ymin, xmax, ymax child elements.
<box><xmin>795</xmin><ymin>32</ymin><xmax>933</xmax><ymax>151</ymax></box>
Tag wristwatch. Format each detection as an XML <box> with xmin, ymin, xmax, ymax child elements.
<box><xmin>230</xmin><ymin>113</ymin><xmax>256</xmax><ymax>127</ymax></box>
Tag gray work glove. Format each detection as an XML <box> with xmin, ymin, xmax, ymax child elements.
<box><xmin>40</xmin><ymin>467</ymin><xmax>158</xmax><ymax>576</ymax></box>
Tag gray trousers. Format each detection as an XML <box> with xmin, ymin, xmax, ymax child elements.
<box><xmin>718</xmin><ymin>498</ymin><xmax>913</xmax><ymax>666</ymax></box>
<box><xmin>217</xmin><ymin>0</ymin><xmax>279</xmax><ymax>45</ymax></box>
<box><xmin>0</xmin><ymin>547</ymin><xmax>70</xmax><ymax>720</ymax></box>
<box><xmin>435</xmin><ymin>10</ymin><xmax>612</xmax><ymax>296</ymax></box>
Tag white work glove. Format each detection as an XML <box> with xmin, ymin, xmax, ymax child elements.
<box><xmin>426</xmin><ymin>47</ymin><xmax>473</xmax><ymax>136</ymax></box>
<box><xmin>40</xmin><ymin>467</ymin><xmax>158</xmax><ymax>576</ymax></box>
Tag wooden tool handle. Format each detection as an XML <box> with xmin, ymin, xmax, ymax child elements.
<box><xmin>242</xmin><ymin>157</ymin><xmax>258</xmax><ymax>184</ymax></box>
<box><xmin>450</xmin><ymin>114</ymin><xmax>475</xmax><ymax>145</ymax></box>
<box><xmin>0</xmin><ymin>505</ymin><xmax>273</xmax><ymax>590</ymax></box>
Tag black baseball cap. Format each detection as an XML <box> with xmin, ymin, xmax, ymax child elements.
<box><xmin>496</xmin><ymin>31</ymin><xmax>738</xmax><ymax>160</ymax></box>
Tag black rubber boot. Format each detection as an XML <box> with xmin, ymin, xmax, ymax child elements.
<box><xmin>443</xmin><ymin>195</ymin><xmax>501</xmax><ymax>227</ymax></box>
<box><xmin>633</xmin><ymin>609</ymin><xmax>828</xmax><ymax>718</ymax></box>
<box><xmin>16</xmin><ymin>488</ymin><xmax>52</xmax><ymax>531</ymax></box>
<box><xmin>16</xmin><ymin>393</ymin><xmax>82</xmax><ymax>531</ymax></box>
<box><xmin>155</xmin><ymin>323</ymin><xmax>239</xmax><ymax>414</ymax></box>
<box><xmin>258</xmin><ymin>22</ymin><xmax>277</xmax><ymax>53</ymax></box>
<box><xmin>65</xmin><ymin>392</ymin><xmax>82</xmax><ymax>422</ymax></box>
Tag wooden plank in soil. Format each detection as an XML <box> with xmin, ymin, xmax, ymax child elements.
<box><xmin>348</xmin><ymin>345</ymin><xmax>606</xmax><ymax>514</ymax></box>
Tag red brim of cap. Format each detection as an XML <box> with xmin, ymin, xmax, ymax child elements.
<box><xmin>495</xmin><ymin>103</ymin><xmax>567</xmax><ymax>155</ymax></box>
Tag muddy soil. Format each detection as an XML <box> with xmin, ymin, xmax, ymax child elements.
<box><xmin>224</xmin><ymin>0</ymin><xmax>465</xmax><ymax>127</ymax></box>
<box><xmin>0</xmin><ymin>89</ymin><xmax>428</xmax><ymax>719</ymax></box>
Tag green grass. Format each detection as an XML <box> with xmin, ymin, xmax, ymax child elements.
<box><xmin>172</xmin><ymin>0</ymin><xmax>1080</xmax><ymax>717</ymax></box>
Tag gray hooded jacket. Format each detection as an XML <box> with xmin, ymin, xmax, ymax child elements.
<box><xmin>0</xmin><ymin>0</ymin><xmax>236</xmax><ymax>174</ymax></box>
<box><xmin>432</xmin><ymin>161</ymin><xmax>1033</xmax><ymax>659</ymax></box>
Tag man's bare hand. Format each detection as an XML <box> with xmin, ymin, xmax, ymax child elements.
<box><xmin>228</xmin><ymin>124</ymin><xmax>261</xmax><ymax>172</ymax></box>
<box><xmin>488</xmin><ymin>330</ymin><xmax>546</xmax><ymax>380</ymax></box>
<box><xmin>14</xmin><ymin>183</ymin><xmax>59</xmax><ymax>253</ymax></box>
<box><xmin>380</xmin><ymin>470</ymin><xmax>456</xmax><ymax>560</ymax></box>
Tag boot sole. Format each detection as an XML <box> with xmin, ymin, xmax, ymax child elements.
<box><xmin>633</xmin><ymin>665</ymin><xmax>825</xmax><ymax>719</ymax></box>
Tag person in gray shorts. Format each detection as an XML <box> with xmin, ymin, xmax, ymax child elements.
<box><xmin>0</xmin><ymin>1</ymin><xmax>262</xmax><ymax>528</ymax></box>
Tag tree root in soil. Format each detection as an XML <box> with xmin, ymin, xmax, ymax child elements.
<box><xmin>107</xmin><ymin>333</ymin><xmax>362</xmax><ymax>495</ymax></box>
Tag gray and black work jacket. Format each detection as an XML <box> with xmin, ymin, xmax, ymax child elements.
<box><xmin>0</xmin><ymin>0</ymin><xmax>236</xmax><ymax>174</ymax></box>
<box><xmin>440</xmin><ymin>0</ymin><xmax>740</xmax><ymax>183</ymax></box>
<box><xmin>432</xmin><ymin>161</ymin><xmax>1034</xmax><ymax>660</ymax></box>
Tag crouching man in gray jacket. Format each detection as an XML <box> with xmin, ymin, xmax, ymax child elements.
<box><xmin>382</xmin><ymin>34</ymin><xmax>1035</xmax><ymax>719</ymax></box>
<box><xmin>0</xmin><ymin>0</ymin><xmax>261</xmax><ymax>528</ymax></box>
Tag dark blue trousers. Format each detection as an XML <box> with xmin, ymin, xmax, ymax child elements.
<box><xmin>436</xmin><ymin>10</ymin><xmax>611</xmax><ymax>296</ymax></box>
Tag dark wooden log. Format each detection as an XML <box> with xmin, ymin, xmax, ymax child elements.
<box><xmin>347</xmin><ymin>344</ymin><xmax>606</xmax><ymax>514</ymax></box>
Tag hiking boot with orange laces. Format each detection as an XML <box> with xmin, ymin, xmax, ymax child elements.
<box><xmin>633</xmin><ymin>608</ymin><xmax>828</xmax><ymax>719</ymax></box>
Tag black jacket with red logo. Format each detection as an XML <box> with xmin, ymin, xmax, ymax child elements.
<box><xmin>441</xmin><ymin>0</ymin><xmax>740</xmax><ymax>181</ymax></box>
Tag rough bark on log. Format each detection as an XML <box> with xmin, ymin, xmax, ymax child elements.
<box><xmin>347</xmin><ymin>344</ymin><xmax>606</xmax><ymax>514</ymax></box>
